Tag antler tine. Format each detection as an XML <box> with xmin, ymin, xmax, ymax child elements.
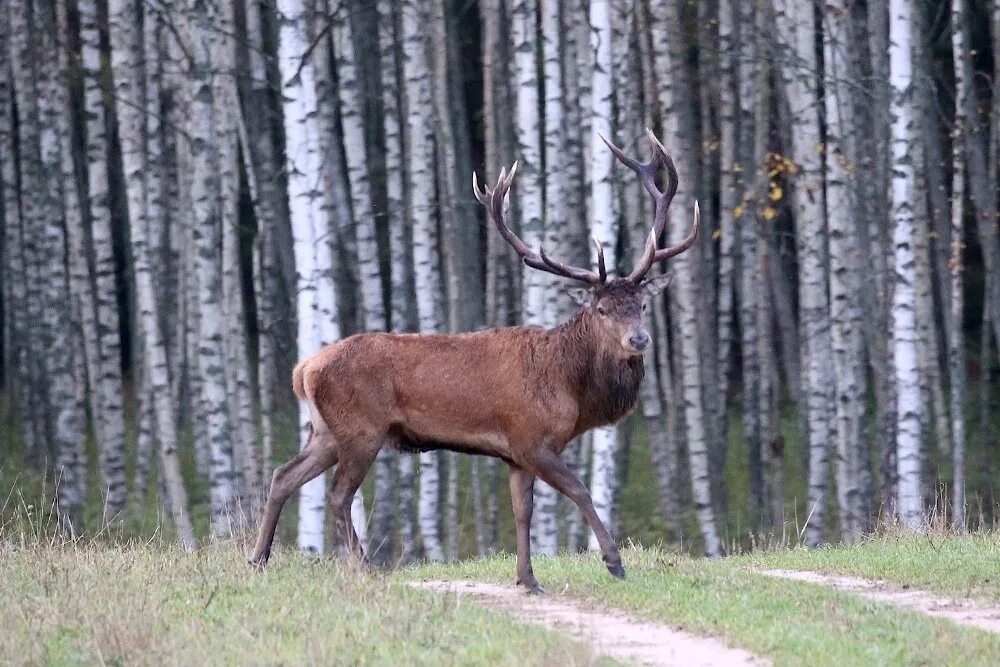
<box><xmin>621</xmin><ymin>129</ymin><xmax>693</xmax><ymax>282</ymax></box>
<box><xmin>599</xmin><ymin>132</ymin><xmax>663</xmax><ymax>200</ymax></box>
<box><xmin>652</xmin><ymin>200</ymin><xmax>700</xmax><ymax>263</ymax></box>
<box><xmin>472</xmin><ymin>171</ymin><xmax>491</xmax><ymax>205</ymax></box>
<box><xmin>591</xmin><ymin>236</ymin><xmax>607</xmax><ymax>283</ymax></box>
<box><xmin>644</xmin><ymin>128</ymin><xmax>678</xmax><ymax>214</ymax></box>
<box><xmin>473</xmin><ymin>164</ymin><xmax>605</xmax><ymax>285</ymax></box>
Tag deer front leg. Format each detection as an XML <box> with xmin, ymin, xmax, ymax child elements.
<box><xmin>527</xmin><ymin>449</ymin><xmax>625</xmax><ymax>580</ymax></box>
<box><xmin>327</xmin><ymin>449</ymin><xmax>378</xmax><ymax>563</ymax></box>
<box><xmin>507</xmin><ymin>465</ymin><xmax>543</xmax><ymax>593</ymax></box>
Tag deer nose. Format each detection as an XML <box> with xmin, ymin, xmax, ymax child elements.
<box><xmin>629</xmin><ymin>333</ymin><xmax>650</xmax><ymax>352</ymax></box>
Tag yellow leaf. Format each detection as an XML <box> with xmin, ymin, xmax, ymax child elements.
<box><xmin>769</xmin><ymin>185</ymin><xmax>783</xmax><ymax>201</ymax></box>
<box><xmin>763</xmin><ymin>207</ymin><xmax>777</xmax><ymax>221</ymax></box>
<box><xmin>733</xmin><ymin>204</ymin><xmax>745</xmax><ymax>219</ymax></box>
<box><xmin>712</xmin><ymin>229</ymin><xmax>722</xmax><ymax>240</ymax></box>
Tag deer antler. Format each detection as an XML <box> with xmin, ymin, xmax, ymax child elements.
<box><xmin>473</xmin><ymin>165</ymin><xmax>606</xmax><ymax>285</ymax></box>
<box><xmin>600</xmin><ymin>129</ymin><xmax>699</xmax><ymax>283</ymax></box>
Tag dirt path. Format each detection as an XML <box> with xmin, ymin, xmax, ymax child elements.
<box><xmin>761</xmin><ymin>569</ymin><xmax>1000</xmax><ymax>634</ymax></box>
<box><xmin>410</xmin><ymin>580</ymin><xmax>766</xmax><ymax>666</ymax></box>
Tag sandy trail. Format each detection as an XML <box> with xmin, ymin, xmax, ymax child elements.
<box><xmin>410</xmin><ymin>579</ymin><xmax>766</xmax><ymax>666</ymax></box>
<box><xmin>761</xmin><ymin>569</ymin><xmax>1000</xmax><ymax>634</ymax></box>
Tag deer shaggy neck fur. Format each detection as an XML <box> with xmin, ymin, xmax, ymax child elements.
<box><xmin>548</xmin><ymin>308</ymin><xmax>645</xmax><ymax>435</ymax></box>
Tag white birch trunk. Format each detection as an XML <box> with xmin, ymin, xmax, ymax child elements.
<box><xmin>651</xmin><ymin>0</ymin><xmax>722</xmax><ymax>556</ymax></box>
<box><xmin>888</xmin><ymin>0</ymin><xmax>924</xmax><ymax>528</ymax></box>
<box><xmin>215</xmin><ymin>0</ymin><xmax>260</xmax><ymax>514</ymax></box>
<box><xmin>333</xmin><ymin>10</ymin><xmax>376</xmax><ymax>552</ymax></box>
<box><xmin>511</xmin><ymin>0</ymin><xmax>546</xmax><ymax>324</ymax></box>
<box><xmin>188</xmin><ymin>0</ymin><xmax>237</xmax><ymax>538</ymax></box>
<box><xmin>588</xmin><ymin>0</ymin><xmax>619</xmax><ymax>552</ymax></box>
<box><xmin>428</xmin><ymin>0</ymin><xmax>466</xmax><ymax>561</ymax></box>
<box><xmin>244</xmin><ymin>0</ymin><xmax>282</xmax><ymax>487</ymax></box>
<box><xmin>716</xmin><ymin>0</ymin><xmax>738</xmax><ymax>447</ymax></box>
<box><xmin>531</xmin><ymin>0</ymin><xmax>564</xmax><ymax>555</ymax></box>
<box><xmin>108</xmin><ymin>0</ymin><xmax>196</xmax><ymax>546</ymax></box>
<box><xmin>335</xmin><ymin>15</ymin><xmax>385</xmax><ymax>335</ymax></box>
<box><xmin>46</xmin><ymin>1</ymin><xmax>87</xmax><ymax>531</ymax></box>
<box><xmin>8</xmin><ymin>0</ymin><xmax>47</xmax><ymax>456</ymax></box>
<box><xmin>380</xmin><ymin>0</ymin><xmax>415</xmax><ymax>562</ymax></box>
<box><xmin>949</xmin><ymin>0</ymin><xmax>969</xmax><ymax>527</ymax></box>
<box><xmin>79</xmin><ymin>0</ymin><xmax>128</xmax><ymax>521</ymax></box>
<box><xmin>823</xmin><ymin>0</ymin><xmax>867</xmax><ymax>541</ymax></box>
<box><xmin>0</xmin><ymin>13</ymin><xmax>35</xmax><ymax>462</ymax></box>
<box><xmin>402</xmin><ymin>0</ymin><xmax>445</xmax><ymax>561</ymax></box>
<box><xmin>277</xmin><ymin>0</ymin><xmax>341</xmax><ymax>554</ymax></box>
<box><xmin>774</xmin><ymin>0</ymin><xmax>837</xmax><ymax>545</ymax></box>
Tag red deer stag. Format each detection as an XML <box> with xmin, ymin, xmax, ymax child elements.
<box><xmin>250</xmin><ymin>130</ymin><xmax>698</xmax><ymax>593</ymax></box>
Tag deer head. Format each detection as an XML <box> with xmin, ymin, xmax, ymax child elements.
<box><xmin>473</xmin><ymin>129</ymin><xmax>700</xmax><ymax>357</ymax></box>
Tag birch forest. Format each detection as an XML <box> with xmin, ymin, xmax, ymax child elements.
<box><xmin>1</xmin><ymin>0</ymin><xmax>999</xmax><ymax>561</ymax></box>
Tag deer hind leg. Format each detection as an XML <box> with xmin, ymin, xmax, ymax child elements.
<box><xmin>249</xmin><ymin>425</ymin><xmax>338</xmax><ymax>568</ymax></box>
<box><xmin>326</xmin><ymin>445</ymin><xmax>379</xmax><ymax>563</ymax></box>
<box><xmin>527</xmin><ymin>448</ymin><xmax>624</xmax><ymax>580</ymax></box>
<box><xmin>508</xmin><ymin>464</ymin><xmax>543</xmax><ymax>593</ymax></box>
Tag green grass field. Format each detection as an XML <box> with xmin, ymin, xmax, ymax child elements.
<box><xmin>740</xmin><ymin>532</ymin><xmax>1000</xmax><ymax>601</ymax></box>
<box><xmin>405</xmin><ymin>540</ymin><xmax>1000</xmax><ymax>666</ymax></box>
<box><xmin>3</xmin><ymin>533</ymin><xmax>1000</xmax><ymax>666</ymax></box>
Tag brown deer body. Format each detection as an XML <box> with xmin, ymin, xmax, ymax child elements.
<box><xmin>250</xmin><ymin>131</ymin><xmax>698</xmax><ymax>592</ymax></box>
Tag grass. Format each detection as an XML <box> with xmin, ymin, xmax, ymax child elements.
<box><xmin>0</xmin><ymin>540</ymin><xmax>604</xmax><ymax>666</ymax></box>
<box><xmin>404</xmin><ymin>545</ymin><xmax>1000</xmax><ymax>666</ymax></box>
<box><xmin>739</xmin><ymin>532</ymin><xmax>1000</xmax><ymax>601</ymax></box>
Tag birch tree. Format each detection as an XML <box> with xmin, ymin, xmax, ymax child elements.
<box><xmin>948</xmin><ymin>0</ymin><xmax>969</xmax><ymax>526</ymax></box>
<box><xmin>243</xmin><ymin>0</ymin><xmax>285</xmax><ymax>485</ymax></box>
<box><xmin>824</xmin><ymin>0</ymin><xmax>868</xmax><ymax>541</ymax></box>
<box><xmin>888</xmin><ymin>0</ymin><xmax>924</xmax><ymax>528</ymax></box>
<box><xmin>379</xmin><ymin>0</ymin><xmax>418</xmax><ymax>563</ymax></box>
<box><xmin>716</xmin><ymin>0</ymin><xmax>738</xmax><ymax>462</ymax></box>
<box><xmin>79</xmin><ymin>0</ymin><xmax>128</xmax><ymax>521</ymax></box>
<box><xmin>402</xmin><ymin>0</ymin><xmax>445</xmax><ymax>561</ymax></box>
<box><xmin>588</xmin><ymin>0</ymin><xmax>621</xmax><ymax>551</ymax></box>
<box><xmin>7</xmin><ymin>0</ymin><xmax>57</xmax><ymax>480</ymax></box>
<box><xmin>43</xmin><ymin>0</ymin><xmax>87</xmax><ymax>532</ymax></box>
<box><xmin>0</xmin><ymin>11</ymin><xmax>35</xmax><ymax>460</ymax></box>
<box><xmin>651</xmin><ymin>0</ymin><xmax>722</xmax><ymax>557</ymax></box>
<box><xmin>774</xmin><ymin>0</ymin><xmax>836</xmax><ymax>545</ymax></box>
<box><xmin>214</xmin><ymin>0</ymin><xmax>260</xmax><ymax>511</ymax></box>
<box><xmin>188</xmin><ymin>0</ymin><xmax>238</xmax><ymax>538</ymax></box>
<box><xmin>108</xmin><ymin>0</ymin><xmax>196</xmax><ymax>547</ymax></box>
<box><xmin>862</xmin><ymin>0</ymin><xmax>898</xmax><ymax>510</ymax></box>
<box><xmin>276</xmin><ymin>0</ymin><xmax>341</xmax><ymax>553</ymax></box>
<box><xmin>509</xmin><ymin>3</ymin><xmax>549</xmax><ymax>538</ymax></box>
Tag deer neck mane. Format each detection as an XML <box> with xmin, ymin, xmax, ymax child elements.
<box><xmin>549</xmin><ymin>310</ymin><xmax>645</xmax><ymax>431</ymax></box>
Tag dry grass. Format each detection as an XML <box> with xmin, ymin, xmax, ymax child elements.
<box><xmin>0</xmin><ymin>536</ymin><xmax>603</xmax><ymax>666</ymax></box>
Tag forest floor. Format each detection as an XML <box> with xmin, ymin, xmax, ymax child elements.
<box><xmin>2</xmin><ymin>533</ymin><xmax>1000</xmax><ymax>665</ymax></box>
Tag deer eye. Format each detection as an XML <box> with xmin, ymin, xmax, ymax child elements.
<box><xmin>642</xmin><ymin>302</ymin><xmax>649</xmax><ymax>312</ymax></box>
<box><xmin>596</xmin><ymin>304</ymin><xmax>608</xmax><ymax>316</ymax></box>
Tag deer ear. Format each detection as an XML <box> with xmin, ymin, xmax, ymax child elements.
<box><xmin>642</xmin><ymin>273</ymin><xmax>672</xmax><ymax>297</ymax></box>
<box><xmin>566</xmin><ymin>286</ymin><xmax>593</xmax><ymax>307</ymax></box>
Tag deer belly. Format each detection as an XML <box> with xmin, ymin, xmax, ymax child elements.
<box><xmin>395</xmin><ymin>409</ymin><xmax>511</xmax><ymax>460</ymax></box>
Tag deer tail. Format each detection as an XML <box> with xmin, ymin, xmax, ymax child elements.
<box><xmin>292</xmin><ymin>360</ymin><xmax>308</xmax><ymax>401</ymax></box>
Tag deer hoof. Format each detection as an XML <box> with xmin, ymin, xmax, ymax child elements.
<box><xmin>606</xmin><ymin>562</ymin><xmax>626</xmax><ymax>579</ymax></box>
<box><xmin>526</xmin><ymin>583</ymin><xmax>546</xmax><ymax>595</ymax></box>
